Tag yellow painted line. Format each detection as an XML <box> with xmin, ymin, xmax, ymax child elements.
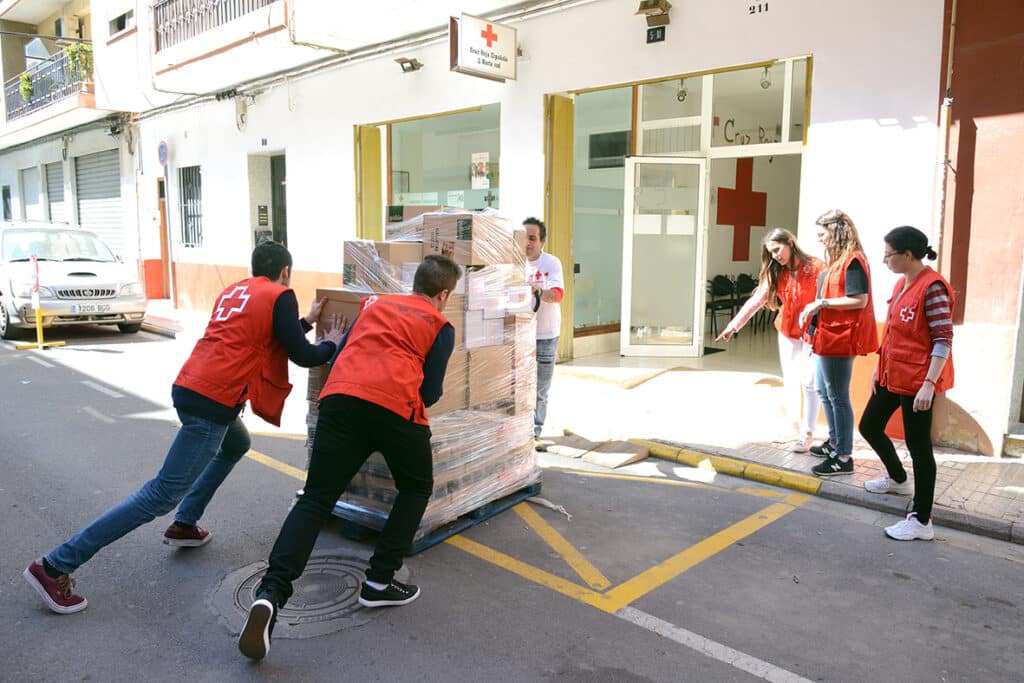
<box><xmin>545</xmin><ymin>467</ymin><xmax>708</xmax><ymax>489</ymax></box>
<box><xmin>513</xmin><ymin>503</ymin><xmax>612</xmax><ymax>590</ymax></box>
<box><xmin>735</xmin><ymin>487</ymin><xmax>785</xmax><ymax>498</ymax></box>
<box><xmin>250</xmin><ymin>431</ymin><xmax>307</xmax><ymax>442</ymax></box>
<box><xmin>600</xmin><ymin>492</ymin><xmax>810</xmax><ymax>612</ymax></box>
<box><xmin>245</xmin><ymin>448</ymin><xmax>306</xmax><ymax>482</ymax></box>
<box><xmin>445</xmin><ymin>535</ymin><xmax>618</xmax><ymax>613</ymax></box>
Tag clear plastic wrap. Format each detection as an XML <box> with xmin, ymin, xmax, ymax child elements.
<box><xmin>307</xmin><ymin>212</ymin><xmax>539</xmax><ymax>544</ymax></box>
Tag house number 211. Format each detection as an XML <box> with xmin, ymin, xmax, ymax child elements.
<box><xmin>749</xmin><ymin>3</ymin><xmax>768</xmax><ymax>13</ymax></box>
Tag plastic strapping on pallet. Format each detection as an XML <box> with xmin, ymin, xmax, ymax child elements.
<box><xmin>306</xmin><ymin>210</ymin><xmax>540</xmax><ymax>543</ymax></box>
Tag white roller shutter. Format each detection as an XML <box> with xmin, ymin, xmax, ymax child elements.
<box><xmin>45</xmin><ymin>162</ymin><xmax>66</xmax><ymax>223</ymax></box>
<box><xmin>75</xmin><ymin>150</ymin><xmax>122</xmax><ymax>256</ymax></box>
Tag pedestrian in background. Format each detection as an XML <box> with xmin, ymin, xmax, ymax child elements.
<box><xmin>717</xmin><ymin>228</ymin><xmax>824</xmax><ymax>452</ymax></box>
<box><xmin>23</xmin><ymin>241</ymin><xmax>343</xmax><ymax>615</ymax></box>
<box><xmin>523</xmin><ymin>217</ymin><xmax>564</xmax><ymax>441</ymax></box>
<box><xmin>859</xmin><ymin>226</ymin><xmax>953</xmax><ymax>541</ymax></box>
<box><xmin>239</xmin><ymin>254</ymin><xmax>461</xmax><ymax>661</ymax></box>
<box><xmin>798</xmin><ymin>210</ymin><xmax>879</xmax><ymax>477</ymax></box>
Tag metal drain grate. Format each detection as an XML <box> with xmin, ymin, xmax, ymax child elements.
<box><xmin>210</xmin><ymin>552</ymin><xmax>410</xmax><ymax>639</ymax></box>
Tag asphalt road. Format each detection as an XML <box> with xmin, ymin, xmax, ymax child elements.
<box><xmin>2</xmin><ymin>326</ymin><xmax>1023</xmax><ymax>682</ymax></box>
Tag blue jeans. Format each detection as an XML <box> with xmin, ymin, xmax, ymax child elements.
<box><xmin>46</xmin><ymin>410</ymin><xmax>250</xmax><ymax>574</ymax></box>
<box><xmin>535</xmin><ymin>337</ymin><xmax>558</xmax><ymax>436</ymax></box>
<box><xmin>815</xmin><ymin>355</ymin><xmax>855</xmax><ymax>456</ymax></box>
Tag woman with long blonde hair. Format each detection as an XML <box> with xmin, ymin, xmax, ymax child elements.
<box><xmin>718</xmin><ymin>228</ymin><xmax>824</xmax><ymax>451</ymax></box>
<box><xmin>798</xmin><ymin>209</ymin><xmax>879</xmax><ymax>477</ymax></box>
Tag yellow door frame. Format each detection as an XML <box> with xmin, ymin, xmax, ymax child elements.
<box><xmin>544</xmin><ymin>93</ymin><xmax>575</xmax><ymax>363</ymax></box>
<box><xmin>353</xmin><ymin>125</ymin><xmax>383</xmax><ymax>241</ymax></box>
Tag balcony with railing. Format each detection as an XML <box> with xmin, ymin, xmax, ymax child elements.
<box><xmin>3</xmin><ymin>45</ymin><xmax>94</xmax><ymax>123</ymax></box>
<box><xmin>154</xmin><ymin>0</ymin><xmax>276</xmax><ymax>51</ymax></box>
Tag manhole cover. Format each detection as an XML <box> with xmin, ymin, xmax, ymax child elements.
<box><xmin>209</xmin><ymin>552</ymin><xmax>409</xmax><ymax>639</ymax></box>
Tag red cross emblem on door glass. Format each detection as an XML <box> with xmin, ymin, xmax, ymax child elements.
<box><xmin>214</xmin><ymin>285</ymin><xmax>251</xmax><ymax>321</ymax></box>
<box><xmin>481</xmin><ymin>24</ymin><xmax>498</xmax><ymax>47</ymax></box>
<box><xmin>716</xmin><ymin>157</ymin><xmax>767</xmax><ymax>262</ymax></box>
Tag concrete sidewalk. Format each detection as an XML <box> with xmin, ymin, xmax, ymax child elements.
<box><xmin>139</xmin><ymin>301</ymin><xmax>1024</xmax><ymax>545</ymax></box>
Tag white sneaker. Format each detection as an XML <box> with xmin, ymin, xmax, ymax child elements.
<box><xmin>885</xmin><ymin>513</ymin><xmax>934</xmax><ymax>541</ymax></box>
<box><xmin>864</xmin><ymin>476</ymin><xmax>913</xmax><ymax>495</ymax></box>
<box><xmin>789</xmin><ymin>433</ymin><xmax>814</xmax><ymax>453</ymax></box>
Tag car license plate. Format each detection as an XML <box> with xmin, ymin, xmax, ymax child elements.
<box><xmin>71</xmin><ymin>303</ymin><xmax>112</xmax><ymax>313</ymax></box>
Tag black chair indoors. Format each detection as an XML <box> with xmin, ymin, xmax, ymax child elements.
<box><xmin>734</xmin><ymin>272</ymin><xmax>759</xmax><ymax>335</ymax></box>
<box><xmin>705</xmin><ymin>275</ymin><xmax>736</xmax><ymax>338</ymax></box>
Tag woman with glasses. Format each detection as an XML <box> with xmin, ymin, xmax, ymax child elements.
<box><xmin>717</xmin><ymin>228</ymin><xmax>824</xmax><ymax>452</ymax></box>
<box><xmin>798</xmin><ymin>210</ymin><xmax>879</xmax><ymax>476</ymax></box>
<box><xmin>859</xmin><ymin>226</ymin><xmax>953</xmax><ymax>540</ymax></box>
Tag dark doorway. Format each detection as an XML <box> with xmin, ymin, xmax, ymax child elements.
<box><xmin>271</xmin><ymin>155</ymin><xmax>287</xmax><ymax>246</ymax></box>
<box><xmin>2</xmin><ymin>185</ymin><xmax>11</xmax><ymax>220</ymax></box>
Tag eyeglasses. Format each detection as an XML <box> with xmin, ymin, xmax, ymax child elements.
<box><xmin>882</xmin><ymin>251</ymin><xmax>901</xmax><ymax>261</ymax></box>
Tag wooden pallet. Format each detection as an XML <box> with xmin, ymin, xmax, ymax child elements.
<box><xmin>333</xmin><ymin>482</ymin><xmax>542</xmax><ymax>555</ymax></box>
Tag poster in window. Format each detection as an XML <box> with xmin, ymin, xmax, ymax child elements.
<box><xmin>471</xmin><ymin>152</ymin><xmax>490</xmax><ymax>189</ymax></box>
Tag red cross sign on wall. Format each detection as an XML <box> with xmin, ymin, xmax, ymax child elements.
<box><xmin>716</xmin><ymin>157</ymin><xmax>767</xmax><ymax>262</ymax></box>
<box><xmin>481</xmin><ymin>24</ymin><xmax>498</xmax><ymax>47</ymax></box>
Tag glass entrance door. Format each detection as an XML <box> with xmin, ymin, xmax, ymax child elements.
<box><xmin>620</xmin><ymin>157</ymin><xmax>707</xmax><ymax>356</ymax></box>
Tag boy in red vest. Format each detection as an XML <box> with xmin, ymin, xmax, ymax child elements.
<box><xmin>239</xmin><ymin>254</ymin><xmax>461</xmax><ymax>661</ymax></box>
<box><xmin>23</xmin><ymin>241</ymin><xmax>344</xmax><ymax>615</ymax></box>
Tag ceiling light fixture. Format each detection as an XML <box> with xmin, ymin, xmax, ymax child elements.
<box><xmin>395</xmin><ymin>57</ymin><xmax>423</xmax><ymax>73</ymax></box>
<box><xmin>760</xmin><ymin>66</ymin><xmax>772</xmax><ymax>90</ymax></box>
<box><xmin>676</xmin><ymin>78</ymin><xmax>687</xmax><ymax>103</ymax></box>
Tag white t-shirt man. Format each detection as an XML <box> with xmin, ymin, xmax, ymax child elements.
<box><xmin>528</xmin><ymin>251</ymin><xmax>564</xmax><ymax>340</ymax></box>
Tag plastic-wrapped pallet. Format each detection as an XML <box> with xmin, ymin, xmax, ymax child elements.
<box><xmin>306</xmin><ymin>212</ymin><xmax>539</xmax><ymax>545</ymax></box>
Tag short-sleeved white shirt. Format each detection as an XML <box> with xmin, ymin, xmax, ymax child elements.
<box><xmin>528</xmin><ymin>251</ymin><xmax>564</xmax><ymax>340</ymax></box>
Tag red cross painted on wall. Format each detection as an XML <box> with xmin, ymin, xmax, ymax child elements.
<box><xmin>481</xmin><ymin>24</ymin><xmax>498</xmax><ymax>47</ymax></box>
<box><xmin>716</xmin><ymin>157</ymin><xmax>767</xmax><ymax>262</ymax></box>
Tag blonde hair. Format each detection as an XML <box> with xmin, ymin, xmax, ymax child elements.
<box><xmin>759</xmin><ymin>228</ymin><xmax>814</xmax><ymax>311</ymax></box>
<box><xmin>815</xmin><ymin>209</ymin><xmax>863</xmax><ymax>263</ymax></box>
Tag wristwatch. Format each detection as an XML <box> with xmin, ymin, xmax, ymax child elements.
<box><xmin>819</xmin><ymin>299</ymin><xmax>830</xmax><ymax>308</ymax></box>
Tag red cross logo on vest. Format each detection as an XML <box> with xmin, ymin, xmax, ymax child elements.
<box><xmin>215</xmin><ymin>285</ymin><xmax>251</xmax><ymax>321</ymax></box>
<box><xmin>899</xmin><ymin>306</ymin><xmax>916</xmax><ymax>323</ymax></box>
<box><xmin>716</xmin><ymin>157</ymin><xmax>767</xmax><ymax>262</ymax></box>
<box><xmin>481</xmin><ymin>24</ymin><xmax>498</xmax><ymax>48</ymax></box>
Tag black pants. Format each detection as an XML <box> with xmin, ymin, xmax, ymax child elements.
<box><xmin>259</xmin><ymin>395</ymin><xmax>433</xmax><ymax>604</ymax></box>
<box><xmin>858</xmin><ymin>383</ymin><xmax>936</xmax><ymax>524</ymax></box>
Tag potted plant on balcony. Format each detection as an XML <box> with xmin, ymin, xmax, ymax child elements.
<box><xmin>18</xmin><ymin>72</ymin><xmax>33</xmax><ymax>101</ymax></box>
<box><xmin>65</xmin><ymin>42</ymin><xmax>93</xmax><ymax>86</ymax></box>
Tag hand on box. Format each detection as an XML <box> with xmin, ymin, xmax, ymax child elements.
<box><xmin>321</xmin><ymin>313</ymin><xmax>349</xmax><ymax>347</ymax></box>
<box><xmin>304</xmin><ymin>297</ymin><xmax>328</xmax><ymax>326</ymax></box>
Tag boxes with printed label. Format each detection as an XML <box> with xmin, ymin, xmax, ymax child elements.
<box><xmin>386</xmin><ymin>205</ymin><xmax>443</xmax><ymax>240</ymax></box>
<box><xmin>422</xmin><ymin>213</ymin><xmax>517</xmax><ymax>266</ymax></box>
<box><xmin>342</xmin><ymin>241</ymin><xmax>422</xmax><ymax>292</ymax></box>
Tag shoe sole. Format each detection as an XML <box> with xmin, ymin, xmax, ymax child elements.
<box><xmin>885</xmin><ymin>529</ymin><xmax>935</xmax><ymax>541</ymax></box>
<box><xmin>358</xmin><ymin>589</ymin><xmax>420</xmax><ymax>608</ymax></box>
<box><xmin>22</xmin><ymin>567</ymin><xmax>88</xmax><ymax>615</ymax></box>
<box><xmin>865</xmin><ymin>487</ymin><xmax>913</xmax><ymax>495</ymax></box>
<box><xmin>163</xmin><ymin>535</ymin><xmax>212</xmax><ymax>547</ymax></box>
<box><xmin>238</xmin><ymin>599</ymin><xmax>274</xmax><ymax>660</ymax></box>
<box><xmin>812</xmin><ymin>468</ymin><xmax>853</xmax><ymax>477</ymax></box>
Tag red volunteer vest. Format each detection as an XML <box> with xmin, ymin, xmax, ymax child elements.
<box><xmin>878</xmin><ymin>267</ymin><xmax>954</xmax><ymax>396</ymax></box>
<box><xmin>775</xmin><ymin>256</ymin><xmax>825</xmax><ymax>340</ymax></box>
<box><xmin>174</xmin><ymin>277</ymin><xmax>292</xmax><ymax>426</ymax></box>
<box><xmin>811</xmin><ymin>252</ymin><xmax>879</xmax><ymax>357</ymax></box>
<box><xmin>320</xmin><ymin>293</ymin><xmax>449</xmax><ymax>426</ymax></box>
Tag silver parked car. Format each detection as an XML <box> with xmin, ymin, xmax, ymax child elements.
<box><xmin>0</xmin><ymin>225</ymin><xmax>147</xmax><ymax>339</ymax></box>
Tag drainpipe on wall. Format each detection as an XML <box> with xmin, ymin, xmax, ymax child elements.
<box><xmin>932</xmin><ymin>0</ymin><xmax>957</xmax><ymax>272</ymax></box>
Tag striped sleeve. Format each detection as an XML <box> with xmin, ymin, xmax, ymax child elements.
<box><xmin>924</xmin><ymin>281</ymin><xmax>953</xmax><ymax>357</ymax></box>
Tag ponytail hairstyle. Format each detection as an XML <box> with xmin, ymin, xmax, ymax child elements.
<box><xmin>815</xmin><ymin>209</ymin><xmax>864</xmax><ymax>264</ymax></box>
<box><xmin>883</xmin><ymin>226</ymin><xmax>937</xmax><ymax>261</ymax></box>
<box><xmin>759</xmin><ymin>228</ymin><xmax>814</xmax><ymax>311</ymax></box>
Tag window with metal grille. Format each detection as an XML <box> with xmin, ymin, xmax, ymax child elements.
<box><xmin>178</xmin><ymin>166</ymin><xmax>202</xmax><ymax>248</ymax></box>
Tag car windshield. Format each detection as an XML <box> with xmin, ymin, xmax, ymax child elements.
<box><xmin>1</xmin><ymin>229</ymin><xmax>117</xmax><ymax>263</ymax></box>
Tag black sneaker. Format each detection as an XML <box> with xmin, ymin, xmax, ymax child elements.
<box><xmin>812</xmin><ymin>454</ymin><xmax>854</xmax><ymax>477</ymax></box>
<box><xmin>238</xmin><ymin>591</ymin><xmax>279</xmax><ymax>661</ymax></box>
<box><xmin>358</xmin><ymin>580</ymin><xmax>421</xmax><ymax>608</ymax></box>
<box><xmin>808</xmin><ymin>441</ymin><xmax>835</xmax><ymax>458</ymax></box>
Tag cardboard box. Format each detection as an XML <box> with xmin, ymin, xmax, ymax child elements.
<box><xmin>375</xmin><ymin>241</ymin><xmax>422</xmax><ymax>267</ymax></box>
<box><xmin>468</xmin><ymin>347</ymin><xmax>514</xmax><ymax>407</ymax></box>
<box><xmin>343</xmin><ymin>241</ymin><xmax>400</xmax><ymax>292</ymax></box>
<box><xmin>423</xmin><ymin>213</ymin><xmax>516</xmax><ymax>266</ymax></box>
<box><xmin>387</xmin><ymin>205</ymin><xmax>443</xmax><ymax>223</ymax></box>
<box><xmin>426</xmin><ymin>350</ymin><xmax>469</xmax><ymax>417</ymax></box>
<box><xmin>386</xmin><ymin>205</ymin><xmax>442</xmax><ymax>241</ymax></box>
<box><xmin>464</xmin><ymin>309</ymin><xmax>505</xmax><ymax>348</ymax></box>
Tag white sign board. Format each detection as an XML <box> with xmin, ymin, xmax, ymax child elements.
<box><xmin>450</xmin><ymin>14</ymin><xmax>517</xmax><ymax>82</ymax></box>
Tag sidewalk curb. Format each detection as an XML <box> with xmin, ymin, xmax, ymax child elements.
<box><xmin>140</xmin><ymin>316</ymin><xmax>183</xmax><ymax>339</ymax></box>
<box><xmin>630</xmin><ymin>438</ymin><xmax>1021</xmax><ymax>545</ymax></box>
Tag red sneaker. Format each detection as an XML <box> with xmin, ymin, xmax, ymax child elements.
<box><xmin>163</xmin><ymin>523</ymin><xmax>212</xmax><ymax>547</ymax></box>
<box><xmin>23</xmin><ymin>561</ymin><xmax>88</xmax><ymax>614</ymax></box>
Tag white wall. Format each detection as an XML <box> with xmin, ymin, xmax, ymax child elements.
<box><xmin>131</xmin><ymin>0</ymin><xmax>943</xmax><ymax>316</ymax></box>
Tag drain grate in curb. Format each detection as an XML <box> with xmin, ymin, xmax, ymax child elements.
<box><xmin>209</xmin><ymin>552</ymin><xmax>409</xmax><ymax>639</ymax></box>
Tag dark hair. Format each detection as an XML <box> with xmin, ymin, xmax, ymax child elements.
<box><xmin>252</xmin><ymin>240</ymin><xmax>292</xmax><ymax>279</ymax></box>
<box><xmin>523</xmin><ymin>217</ymin><xmax>546</xmax><ymax>241</ymax></box>
<box><xmin>414</xmin><ymin>254</ymin><xmax>462</xmax><ymax>296</ymax></box>
<box><xmin>759</xmin><ymin>228</ymin><xmax>815</xmax><ymax>311</ymax></box>
<box><xmin>884</xmin><ymin>226</ymin><xmax>937</xmax><ymax>261</ymax></box>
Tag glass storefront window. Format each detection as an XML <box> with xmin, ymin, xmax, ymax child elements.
<box><xmin>639</xmin><ymin>78</ymin><xmax>702</xmax><ymax>155</ymax></box>
<box><xmin>789</xmin><ymin>58</ymin><xmax>808</xmax><ymax>143</ymax></box>
<box><xmin>390</xmin><ymin>103</ymin><xmax>500</xmax><ymax>210</ymax></box>
<box><xmin>712</xmin><ymin>62</ymin><xmax>786</xmax><ymax>147</ymax></box>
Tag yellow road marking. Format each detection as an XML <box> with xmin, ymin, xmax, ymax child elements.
<box><xmin>735</xmin><ymin>487</ymin><xmax>785</xmax><ymax>498</ymax></box>
<box><xmin>245</xmin><ymin>449</ymin><xmax>306</xmax><ymax>482</ymax></box>
<box><xmin>250</xmin><ymin>431</ymin><xmax>307</xmax><ymax>441</ymax></box>
<box><xmin>513</xmin><ymin>503</ymin><xmax>612</xmax><ymax>590</ymax></box>
<box><xmin>600</xmin><ymin>492</ymin><xmax>809</xmax><ymax>611</ymax></box>
<box><xmin>545</xmin><ymin>467</ymin><xmax>708</xmax><ymax>489</ymax></box>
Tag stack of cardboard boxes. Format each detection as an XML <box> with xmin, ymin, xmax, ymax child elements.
<box><xmin>306</xmin><ymin>210</ymin><xmax>539</xmax><ymax>545</ymax></box>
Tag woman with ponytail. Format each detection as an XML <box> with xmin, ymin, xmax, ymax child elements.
<box><xmin>717</xmin><ymin>228</ymin><xmax>824</xmax><ymax>451</ymax></box>
<box><xmin>798</xmin><ymin>210</ymin><xmax>879</xmax><ymax>477</ymax></box>
<box><xmin>859</xmin><ymin>226</ymin><xmax>953</xmax><ymax>541</ymax></box>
